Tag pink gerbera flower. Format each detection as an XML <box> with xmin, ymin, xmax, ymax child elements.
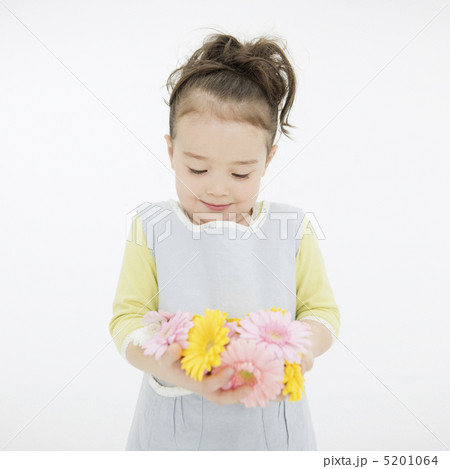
<box><xmin>142</xmin><ymin>309</ymin><xmax>173</xmax><ymax>327</ymax></box>
<box><xmin>215</xmin><ymin>339</ymin><xmax>285</xmax><ymax>408</ymax></box>
<box><xmin>239</xmin><ymin>309</ymin><xmax>312</xmax><ymax>363</ymax></box>
<box><xmin>225</xmin><ymin>319</ymin><xmax>240</xmax><ymax>339</ymax></box>
<box><xmin>142</xmin><ymin>310</ymin><xmax>194</xmax><ymax>359</ymax></box>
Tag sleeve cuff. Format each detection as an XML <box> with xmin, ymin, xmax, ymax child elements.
<box><xmin>120</xmin><ymin>326</ymin><xmax>155</xmax><ymax>363</ymax></box>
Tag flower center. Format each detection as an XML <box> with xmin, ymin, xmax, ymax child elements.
<box><xmin>238</xmin><ymin>370</ymin><xmax>257</xmax><ymax>386</ymax></box>
<box><xmin>264</xmin><ymin>325</ymin><xmax>286</xmax><ymax>344</ymax></box>
<box><xmin>269</xmin><ymin>331</ymin><xmax>282</xmax><ymax>340</ymax></box>
<box><xmin>205</xmin><ymin>338</ymin><xmax>215</xmax><ymax>351</ymax></box>
<box><xmin>234</xmin><ymin>362</ymin><xmax>261</xmax><ymax>387</ymax></box>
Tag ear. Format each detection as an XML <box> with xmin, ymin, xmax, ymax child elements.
<box><xmin>263</xmin><ymin>144</ymin><xmax>278</xmax><ymax>176</ymax></box>
<box><xmin>164</xmin><ymin>134</ymin><xmax>174</xmax><ymax>170</ymax></box>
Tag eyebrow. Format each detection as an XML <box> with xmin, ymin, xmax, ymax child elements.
<box><xmin>183</xmin><ymin>151</ymin><xmax>259</xmax><ymax>166</ymax></box>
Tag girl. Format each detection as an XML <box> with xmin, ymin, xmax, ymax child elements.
<box><xmin>109</xmin><ymin>32</ymin><xmax>340</xmax><ymax>450</ymax></box>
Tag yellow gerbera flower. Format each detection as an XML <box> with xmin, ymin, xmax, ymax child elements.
<box><xmin>181</xmin><ymin>308</ymin><xmax>230</xmax><ymax>381</ymax></box>
<box><xmin>282</xmin><ymin>358</ymin><xmax>305</xmax><ymax>401</ymax></box>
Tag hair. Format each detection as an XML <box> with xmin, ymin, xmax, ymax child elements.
<box><xmin>164</xmin><ymin>31</ymin><xmax>298</xmax><ymax>156</ymax></box>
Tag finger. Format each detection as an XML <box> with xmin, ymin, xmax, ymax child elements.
<box><xmin>215</xmin><ymin>385</ymin><xmax>253</xmax><ymax>406</ymax></box>
<box><xmin>203</xmin><ymin>367</ymin><xmax>235</xmax><ymax>393</ymax></box>
<box><xmin>163</xmin><ymin>343</ymin><xmax>182</xmax><ymax>363</ymax></box>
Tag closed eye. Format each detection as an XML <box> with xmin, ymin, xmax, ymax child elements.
<box><xmin>189</xmin><ymin>169</ymin><xmax>250</xmax><ymax>179</ymax></box>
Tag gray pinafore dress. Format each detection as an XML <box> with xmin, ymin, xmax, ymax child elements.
<box><xmin>125</xmin><ymin>199</ymin><xmax>317</xmax><ymax>450</ymax></box>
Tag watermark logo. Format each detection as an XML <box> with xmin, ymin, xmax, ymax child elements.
<box><xmin>125</xmin><ymin>203</ymin><xmax>326</xmax><ymax>248</ymax></box>
<box><xmin>126</xmin><ymin>203</ymin><xmax>172</xmax><ymax>249</ymax></box>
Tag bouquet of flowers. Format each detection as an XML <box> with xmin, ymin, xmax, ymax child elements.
<box><xmin>140</xmin><ymin>307</ymin><xmax>312</xmax><ymax>408</ymax></box>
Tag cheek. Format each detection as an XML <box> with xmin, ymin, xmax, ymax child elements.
<box><xmin>245</xmin><ymin>177</ymin><xmax>261</xmax><ymax>191</ymax></box>
<box><xmin>177</xmin><ymin>173</ymin><xmax>199</xmax><ymax>191</ymax></box>
<box><xmin>234</xmin><ymin>180</ymin><xmax>259</xmax><ymax>200</ymax></box>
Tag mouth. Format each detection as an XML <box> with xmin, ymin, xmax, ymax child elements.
<box><xmin>201</xmin><ymin>200</ymin><xmax>232</xmax><ymax>211</ymax></box>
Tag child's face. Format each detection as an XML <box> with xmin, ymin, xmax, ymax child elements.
<box><xmin>164</xmin><ymin>110</ymin><xmax>277</xmax><ymax>226</ymax></box>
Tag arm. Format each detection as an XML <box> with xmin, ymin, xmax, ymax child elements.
<box><xmin>109</xmin><ymin>213</ymin><xmax>159</xmax><ymax>359</ymax></box>
<box><xmin>297</xmin><ymin>319</ymin><xmax>333</xmax><ymax>373</ymax></box>
<box><xmin>126</xmin><ymin>342</ymin><xmax>252</xmax><ymax>405</ymax></box>
<box><xmin>110</xmin><ymin>214</ymin><xmax>251</xmax><ymax>405</ymax></box>
<box><xmin>295</xmin><ymin>214</ymin><xmax>341</xmax><ymax>372</ymax></box>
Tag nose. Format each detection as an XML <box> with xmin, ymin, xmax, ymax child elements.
<box><xmin>206</xmin><ymin>175</ymin><xmax>230</xmax><ymax>197</ymax></box>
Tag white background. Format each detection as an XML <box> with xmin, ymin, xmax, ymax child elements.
<box><xmin>1</xmin><ymin>0</ymin><xmax>449</xmax><ymax>451</ymax></box>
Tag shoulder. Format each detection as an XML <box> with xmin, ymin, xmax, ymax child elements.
<box><xmin>266</xmin><ymin>200</ymin><xmax>303</xmax><ymax>214</ymax></box>
<box><xmin>264</xmin><ymin>200</ymin><xmax>306</xmax><ymax>253</ymax></box>
<box><xmin>132</xmin><ymin>200</ymin><xmax>179</xmax><ymax>236</ymax></box>
<box><xmin>130</xmin><ymin>200</ymin><xmax>174</xmax><ymax>253</ymax></box>
<box><xmin>265</xmin><ymin>200</ymin><xmax>305</xmax><ymax>225</ymax></box>
<box><xmin>136</xmin><ymin>200</ymin><xmax>172</xmax><ymax>223</ymax></box>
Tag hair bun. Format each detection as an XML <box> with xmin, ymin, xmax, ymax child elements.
<box><xmin>165</xmin><ymin>32</ymin><xmax>298</xmax><ymax>147</ymax></box>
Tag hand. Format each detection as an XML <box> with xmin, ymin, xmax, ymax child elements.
<box><xmin>150</xmin><ymin>343</ymin><xmax>252</xmax><ymax>406</ymax></box>
<box><xmin>271</xmin><ymin>390</ymin><xmax>290</xmax><ymax>402</ymax></box>
<box><xmin>269</xmin><ymin>352</ymin><xmax>314</xmax><ymax>404</ymax></box>
<box><xmin>300</xmin><ymin>347</ymin><xmax>315</xmax><ymax>374</ymax></box>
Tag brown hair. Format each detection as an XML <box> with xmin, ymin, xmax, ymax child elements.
<box><xmin>164</xmin><ymin>31</ymin><xmax>298</xmax><ymax>156</ymax></box>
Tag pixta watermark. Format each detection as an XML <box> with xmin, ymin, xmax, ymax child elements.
<box><xmin>125</xmin><ymin>202</ymin><xmax>326</xmax><ymax>249</ymax></box>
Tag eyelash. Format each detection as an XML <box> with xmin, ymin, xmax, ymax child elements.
<box><xmin>189</xmin><ymin>169</ymin><xmax>250</xmax><ymax>179</ymax></box>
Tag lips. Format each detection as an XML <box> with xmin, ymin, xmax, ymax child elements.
<box><xmin>202</xmin><ymin>201</ymin><xmax>231</xmax><ymax>211</ymax></box>
<box><xmin>205</xmin><ymin>202</ymin><xmax>230</xmax><ymax>207</ymax></box>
